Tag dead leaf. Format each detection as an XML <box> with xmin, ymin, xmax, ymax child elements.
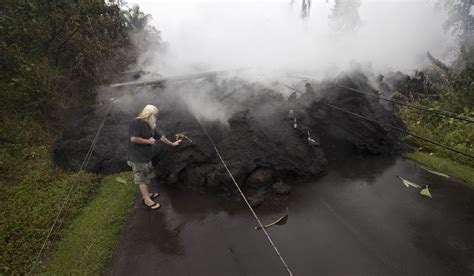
<box><xmin>421</xmin><ymin>166</ymin><xmax>449</xmax><ymax>178</ymax></box>
<box><xmin>255</xmin><ymin>208</ymin><xmax>289</xmax><ymax>230</ymax></box>
<box><xmin>398</xmin><ymin>176</ymin><xmax>421</xmax><ymax>188</ymax></box>
<box><xmin>420</xmin><ymin>185</ymin><xmax>432</xmax><ymax>198</ymax></box>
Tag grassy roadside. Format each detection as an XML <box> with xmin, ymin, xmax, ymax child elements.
<box><xmin>404</xmin><ymin>151</ymin><xmax>474</xmax><ymax>185</ymax></box>
<box><xmin>0</xmin><ymin>117</ymin><xmax>135</xmax><ymax>273</ymax></box>
<box><xmin>397</xmin><ymin>68</ymin><xmax>473</xmax><ymax>186</ymax></box>
<box><xmin>0</xmin><ymin>143</ymin><xmax>99</xmax><ymax>273</ymax></box>
<box><xmin>1</xmin><ymin>2</ymin><xmax>155</xmax><ymax>272</ymax></box>
<box><xmin>44</xmin><ymin>172</ymin><xmax>136</xmax><ymax>274</ymax></box>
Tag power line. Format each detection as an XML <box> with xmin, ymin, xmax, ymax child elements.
<box><xmin>194</xmin><ymin>116</ymin><xmax>293</xmax><ymax>276</ymax></box>
<box><xmin>28</xmin><ymin>100</ymin><xmax>114</xmax><ymax>275</ymax></box>
<box><xmin>335</xmin><ymin>84</ymin><xmax>474</xmax><ymax>123</ymax></box>
<box><xmin>42</xmin><ymin>101</ymin><xmax>114</xmax><ymax>256</ymax></box>
<box><xmin>281</xmin><ymin>83</ymin><xmax>473</xmax><ymax>159</ymax></box>
<box><xmin>324</xmin><ymin>103</ymin><xmax>474</xmax><ymax>159</ymax></box>
<box><xmin>287</xmin><ymin>75</ymin><xmax>474</xmax><ymax>123</ymax></box>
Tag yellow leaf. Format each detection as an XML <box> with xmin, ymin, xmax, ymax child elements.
<box><xmin>420</xmin><ymin>185</ymin><xmax>432</xmax><ymax>198</ymax></box>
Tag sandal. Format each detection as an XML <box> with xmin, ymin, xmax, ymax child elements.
<box><xmin>143</xmin><ymin>200</ymin><xmax>161</xmax><ymax>210</ymax></box>
<box><xmin>149</xmin><ymin>192</ymin><xmax>160</xmax><ymax>199</ymax></box>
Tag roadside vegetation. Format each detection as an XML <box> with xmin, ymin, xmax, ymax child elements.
<box><xmin>399</xmin><ymin>49</ymin><xmax>473</xmax><ymax>164</ymax></box>
<box><xmin>397</xmin><ymin>0</ymin><xmax>473</xmax><ymax>184</ymax></box>
<box><xmin>398</xmin><ymin>49</ymin><xmax>473</xmax><ymax>183</ymax></box>
<box><xmin>0</xmin><ymin>142</ymin><xmax>99</xmax><ymax>273</ymax></box>
<box><xmin>399</xmin><ymin>58</ymin><xmax>474</xmax><ymax>183</ymax></box>
<box><xmin>0</xmin><ymin>1</ymin><xmax>158</xmax><ymax>273</ymax></box>
<box><xmin>44</xmin><ymin>173</ymin><xmax>135</xmax><ymax>274</ymax></box>
<box><xmin>404</xmin><ymin>152</ymin><xmax>474</xmax><ymax>185</ymax></box>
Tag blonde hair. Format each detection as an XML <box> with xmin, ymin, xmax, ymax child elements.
<box><xmin>137</xmin><ymin>104</ymin><xmax>159</xmax><ymax>120</ymax></box>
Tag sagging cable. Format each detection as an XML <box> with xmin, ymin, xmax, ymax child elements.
<box><xmin>28</xmin><ymin>100</ymin><xmax>115</xmax><ymax>275</ymax></box>
<box><xmin>280</xmin><ymin>83</ymin><xmax>473</xmax><ymax>159</ymax></box>
<box><xmin>194</xmin><ymin>116</ymin><xmax>294</xmax><ymax>276</ymax></box>
<box><xmin>324</xmin><ymin>103</ymin><xmax>474</xmax><ymax>159</ymax></box>
<box><xmin>335</xmin><ymin>84</ymin><xmax>474</xmax><ymax>123</ymax></box>
<box><xmin>286</xmin><ymin>74</ymin><xmax>474</xmax><ymax>123</ymax></box>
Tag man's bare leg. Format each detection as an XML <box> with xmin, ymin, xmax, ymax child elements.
<box><xmin>138</xmin><ymin>183</ymin><xmax>154</xmax><ymax>205</ymax></box>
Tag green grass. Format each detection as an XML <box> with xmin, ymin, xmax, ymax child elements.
<box><xmin>397</xmin><ymin>88</ymin><xmax>474</xmax><ymax>185</ymax></box>
<box><xmin>405</xmin><ymin>151</ymin><xmax>474</xmax><ymax>185</ymax></box>
<box><xmin>0</xmin><ymin>144</ymin><xmax>99</xmax><ymax>273</ymax></box>
<box><xmin>0</xmin><ymin>116</ymin><xmax>136</xmax><ymax>274</ymax></box>
<box><xmin>43</xmin><ymin>172</ymin><xmax>136</xmax><ymax>274</ymax></box>
<box><xmin>399</xmin><ymin>112</ymin><xmax>474</xmax><ymax>167</ymax></box>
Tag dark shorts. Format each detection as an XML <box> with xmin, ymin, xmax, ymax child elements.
<box><xmin>127</xmin><ymin>161</ymin><xmax>156</xmax><ymax>185</ymax></box>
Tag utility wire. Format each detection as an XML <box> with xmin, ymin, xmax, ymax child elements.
<box><xmin>324</xmin><ymin>103</ymin><xmax>474</xmax><ymax>159</ymax></box>
<box><xmin>287</xmin><ymin>75</ymin><xmax>474</xmax><ymax>123</ymax></box>
<box><xmin>335</xmin><ymin>84</ymin><xmax>474</xmax><ymax>123</ymax></box>
<box><xmin>28</xmin><ymin>100</ymin><xmax>114</xmax><ymax>275</ymax></box>
<box><xmin>194</xmin><ymin>117</ymin><xmax>293</xmax><ymax>276</ymax></box>
<box><xmin>43</xmin><ymin>103</ymin><xmax>112</xmax><ymax>254</ymax></box>
<box><xmin>281</xmin><ymin>84</ymin><xmax>474</xmax><ymax>160</ymax></box>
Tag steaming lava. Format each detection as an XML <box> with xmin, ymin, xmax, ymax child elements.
<box><xmin>53</xmin><ymin>70</ymin><xmax>407</xmax><ymax>198</ymax></box>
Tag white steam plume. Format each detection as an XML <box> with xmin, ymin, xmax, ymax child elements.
<box><xmin>121</xmin><ymin>0</ymin><xmax>455</xmax><ymax>122</ymax></box>
<box><xmin>129</xmin><ymin>0</ymin><xmax>454</xmax><ymax>77</ymax></box>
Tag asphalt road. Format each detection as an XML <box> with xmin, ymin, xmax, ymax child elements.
<box><xmin>106</xmin><ymin>157</ymin><xmax>474</xmax><ymax>275</ymax></box>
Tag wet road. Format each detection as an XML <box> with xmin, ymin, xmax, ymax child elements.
<box><xmin>107</xmin><ymin>157</ymin><xmax>474</xmax><ymax>275</ymax></box>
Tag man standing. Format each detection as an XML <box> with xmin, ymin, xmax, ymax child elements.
<box><xmin>127</xmin><ymin>104</ymin><xmax>181</xmax><ymax>210</ymax></box>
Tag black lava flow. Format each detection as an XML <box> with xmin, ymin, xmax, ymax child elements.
<box><xmin>53</xmin><ymin>71</ymin><xmax>408</xmax><ymax>198</ymax></box>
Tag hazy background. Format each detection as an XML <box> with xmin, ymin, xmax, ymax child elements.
<box><xmin>126</xmin><ymin>0</ymin><xmax>454</xmax><ymax>78</ymax></box>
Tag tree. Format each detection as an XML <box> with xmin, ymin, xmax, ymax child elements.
<box><xmin>289</xmin><ymin>0</ymin><xmax>312</xmax><ymax>19</ymax></box>
<box><xmin>0</xmin><ymin>1</ymin><xmax>157</xmax><ymax>125</ymax></box>
<box><xmin>437</xmin><ymin>0</ymin><xmax>473</xmax><ymax>46</ymax></box>
<box><xmin>328</xmin><ymin>0</ymin><xmax>362</xmax><ymax>32</ymax></box>
<box><xmin>122</xmin><ymin>4</ymin><xmax>162</xmax><ymax>52</ymax></box>
<box><xmin>301</xmin><ymin>0</ymin><xmax>311</xmax><ymax>19</ymax></box>
<box><xmin>435</xmin><ymin>1</ymin><xmax>473</xmax><ymax>75</ymax></box>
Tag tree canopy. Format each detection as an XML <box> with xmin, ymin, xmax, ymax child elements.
<box><xmin>0</xmin><ymin>1</ymin><xmax>157</xmax><ymax>132</ymax></box>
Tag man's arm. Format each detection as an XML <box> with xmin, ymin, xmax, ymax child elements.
<box><xmin>129</xmin><ymin>120</ymin><xmax>154</xmax><ymax>144</ymax></box>
<box><xmin>160</xmin><ymin>136</ymin><xmax>181</xmax><ymax>146</ymax></box>
<box><xmin>130</xmin><ymin>136</ymin><xmax>155</xmax><ymax>145</ymax></box>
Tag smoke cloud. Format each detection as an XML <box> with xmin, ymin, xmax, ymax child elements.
<box><xmin>120</xmin><ymin>0</ymin><xmax>455</xmax><ymax>122</ymax></box>
<box><xmin>129</xmin><ymin>0</ymin><xmax>454</xmax><ymax>76</ymax></box>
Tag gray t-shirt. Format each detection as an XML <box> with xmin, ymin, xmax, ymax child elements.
<box><xmin>127</xmin><ymin>119</ymin><xmax>162</xmax><ymax>163</ymax></box>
